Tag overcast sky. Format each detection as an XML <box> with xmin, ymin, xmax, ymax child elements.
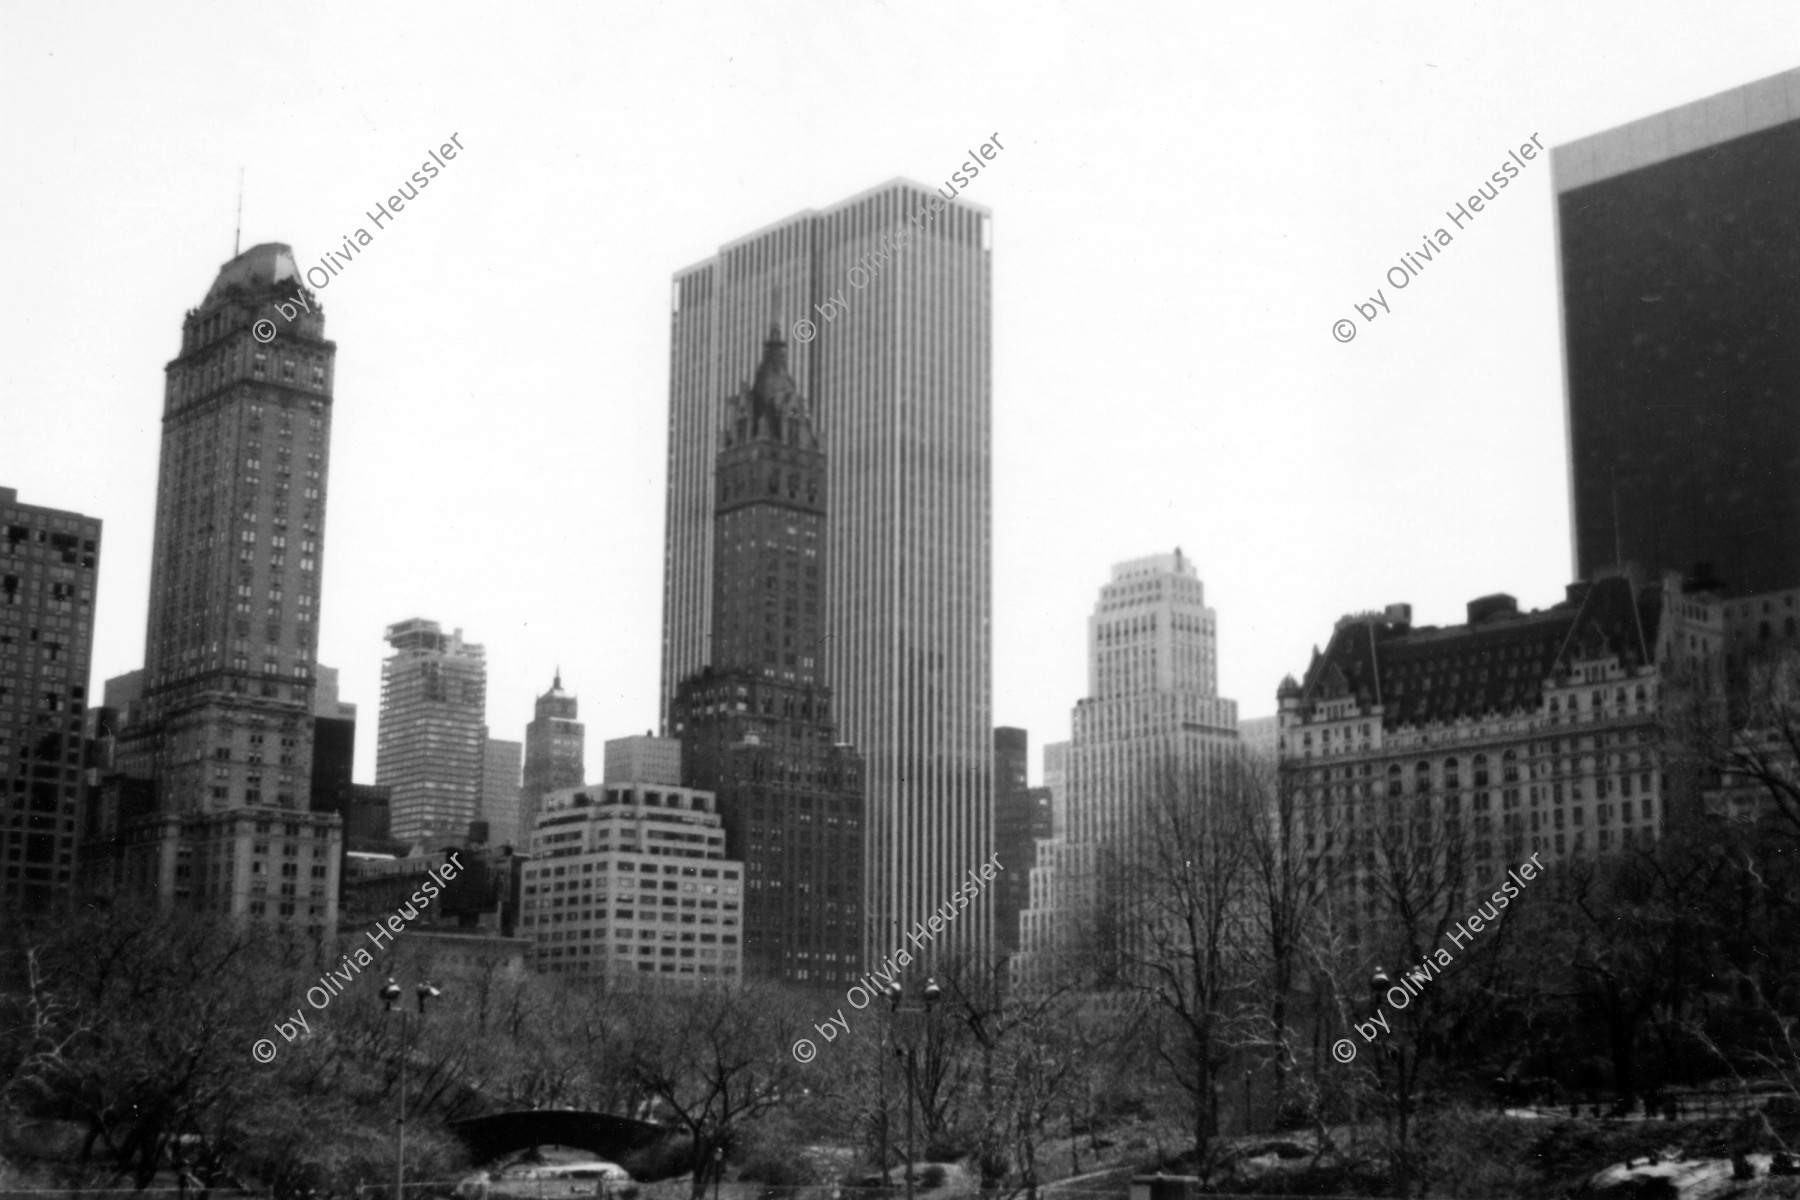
<box><xmin>4</xmin><ymin>2</ymin><xmax>1796</xmax><ymax>785</ymax></box>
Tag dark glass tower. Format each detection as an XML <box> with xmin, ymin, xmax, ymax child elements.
<box><xmin>1555</xmin><ymin>68</ymin><xmax>1800</xmax><ymax>596</ymax></box>
<box><xmin>673</xmin><ymin>331</ymin><xmax>864</xmax><ymax>988</ymax></box>
<box><xmin>992</xmin><ymin>726</ymin><xmax>1048</xmax><ymax>956</ymax></box>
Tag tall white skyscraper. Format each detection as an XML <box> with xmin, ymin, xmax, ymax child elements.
<box><xmin>661</xmin><ymin>179</ymin><xmax>994</xmax><ymax>964</ymax></box>
<box><xmin>1014</xmin><ymin>550</ymin><xmax>1240</xmax><ymax>990</ymax></box>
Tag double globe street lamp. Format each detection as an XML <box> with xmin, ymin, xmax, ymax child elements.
<box><xmin>1369</xmin><ymin>967</ymin><xmax>1410</xmax><ymax>1200</ymax></box>
<box><xmin>882</xmin><ymin>977</ymin><xmax>941</xmax><ymax>1200</ymax></box>
<box><xmin>382</xmin><ymin>977</ymin><xmax>443</xmax><ymax>1200</ymax></box>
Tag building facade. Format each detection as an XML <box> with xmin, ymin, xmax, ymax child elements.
<box><xmin>1554</xmin><ymin>68</ymin><xmax>1800</xmax><ymax>597</ymax></box>
<box><xmin>1276</xmin><ymin>567</ymin><xmax>1724</xmax><ymax>939</ymax></box>
<box><xmin>338</xmin><ymin>782</ymin><xmax>401</xmax><ymax>854</ymax></box>
<box><xmin>481</xmin><ymin>736</ymin><xmax>523</xmax><ymax>848</ymax></box>
<box><xmin>521</xmin><ymin>782</ymin><xmax>743</xmax><ymax>982</ymax></box>
<box><xmin>375</xmin><ymin>619</ymin><xmax>487</xmax><ymax>851</ymax></box>
<box><xmin>1238</xmin><ymin>715</ymin><xmax>1280</xmax><ymax>762</ymax></box>
<box><xmin>662</xmin><ymin>180</ymin><xmax>994</xmax><ymax>964</ymax></box>
<box><xmin>342</xmin><ymin>842</ymin><xmax>526</xmax><ymax>938</ymax></box>
<box><xmin>1042</xmin><ymin>740</ymin><xmax>1068</xmax><ymax>840</ymax></box>
<box><xmin>310</xmin><ymin>665</ymin><xmax>356</xmax><ymax>819</ymax></box>
<box><xmin>671</xmin><ymin>333</ymin><xmax>864</xmax><ymax>986</ymax></box>
<box><xmin>97</xmin><ymin>244</ymin><xmax>341</xmax><ymax>930</ymax></box>
<box><xmin>992</xmin><ymin>727</ymin><xmax>1050</xmax><ymax>956</ymax></box>
<box><xmin>1722</xmin><ymin>585</ymin><xmax>1800</xmax><ymax>692</ymax></box>
<box><xmin>604</xmin><ymin>734</ymin><xmax>682</xmax><ymax>787</ymax></box>
<box><xmin>521</xmin><ymin>672</ymin><xmax>584</xmax><ymax>841</ymax></box>
<box><xmin>1</xmin><ymin>488</ymin><xmax>102</xmax><ymax>913</ymax></box>
<box><xmin>1014</xmin><ymin>551</ymin><xmax>1241</xmax><ymax>991</ymax></box>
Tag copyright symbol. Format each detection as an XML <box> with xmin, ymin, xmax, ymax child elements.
<box><xmin>252</xmin><ymin>1039</ymin><xmax>278</xmax><ymax>1064</ymax></box>
<box><xmin>1331</xmin><ymin>319</ymin><xmax>1357</xmax><ymax>344</ymax></box>
<box><xmin>1332</xmin><ymin>1039</ymin><xmax>1357</xmax><ymax>1064</ymax></box>
<box><xmin>792</xmin><ymin>319</ymin><xmax>817</xmax><ymax>344</ymax></box>
<box><xmin>792</xmin><ymin>1039</ymin><xmax>817</xmax><ymax>1063</ymax></box>
<box><xmin>253</xmin><ymin>320</ymin><xmax>278</xmax><ymax>344</ymax></box>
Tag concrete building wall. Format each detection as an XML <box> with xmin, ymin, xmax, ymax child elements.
<box><xmin>522</xmin><ymin>783</ymin><xmax>742</xmax><ymax>982</ymax></box>
<box><xmin>481</xmin><ymin>736</ymin><xmax>523</xmax><ymax>848</ymax></box>
<box><xmin>603</xmin><ymin>735</ymin><xmax>682</xmax><ymax>787</ymax></box>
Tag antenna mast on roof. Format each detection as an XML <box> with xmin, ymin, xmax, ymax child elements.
<box><xmin>1611</xmin><ymin>475</ymin><xmax>1623</xmax><ymax>568</ymax></box>
<box><xmin>233</xmin><ymin>167</ymin><xmax>244</xmax><ymax>257</ymax></box>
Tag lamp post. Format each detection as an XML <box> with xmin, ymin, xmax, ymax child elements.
<box><xmin>712</xmin><ymin>1144</ymin><xmax>723</xmax><ymax>1200</ymax></box>
<box><xmin>1369</xmin><ymin>968</ymin><xmax>1407</xmax><ymax>1200</ymax></box>
<box><xmin>383</xmin><ymin>977</ymin><xmax>442</xmax><ymax>1200</ymax></box>
<box><xmin>878</xmin><ymin>1009</ymin><xmax>891</xmax><ymax>1191</ymax></box>
<box><xmin>884</xmin><ymin>976</ymin><xmax>941</xmax><ymax>1200</ymax></box>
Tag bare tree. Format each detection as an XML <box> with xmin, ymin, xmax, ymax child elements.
<box><xmin>1248</xmin><ymin>754</ymin><xmax>1331</xmax><ymax>1121</ymax></box>
<box><xmin>1110</xmin><ymin>753</ymin><xmax>1261</xmax><ymax>1165</ymax></box>
<box><xmin>933</xmin><ymin>951</ymin><xmax>1102</xmax><ymax>1197</ymax></box>
<box><xmin>6</xmin><ymin>906</ymin><xmax>286</xmax><ymax>1187</ymax></box>
<box><xmin>1356</xmin><ymin>785</ymin><xmax>1480</xmax><ymax>1199</ymax></box>
<box><xmin>624</xmin><ymin>979</ymin><xmax>807</xmax><ymax>1199</ymax></box>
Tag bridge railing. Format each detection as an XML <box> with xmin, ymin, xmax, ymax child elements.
<box><xmin>355</xmin><ymin>1182</ymin><xmax>1085</xmax><ymax>1200</ymax></box>
<box><xmin>0</xmin><ymin>1192</ymin><xmax>275</xmax><ymax>1200</ymax></box>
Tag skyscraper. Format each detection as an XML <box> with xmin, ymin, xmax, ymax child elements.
<box><xmin>521</xmin><ymin>671</ymin><xmax>584</xmax><ymax>837</ymax></box>
<box><xmin>375</xmin><ymin>619</ymin><xmax>486</xmax><ymax>850</ymax></box>
<box><xmin>992</xmin><ymin>727</ymin><xmax>1049</xmax><ymax>956</ymax></box>
<box><xmin>481</xmin><ymin>736</ymin><xmax>522</xmax><ymax>847</ymax></box>
<box><xmin>99</xmin><ymin>243</ymin><xmax>341</xmax><ymax>930</ymax></box>
<box><xmin>521</xmin><ymin>781</ymin><xmax>744</xmax><ymax>982</ymax></box>
<box><xmin>1</xmin><ymin>488</ymin><xmax>101</xmax><ymax>913</ymax></box>
<box><xmin>1013</xmin><ymin>551</ymin><xmax>1240</xmax><ymax>990</ymax></box>
<box><xmin>1554</xmin><ymin>67</ymin><xmax>1800</xmax><ymax>597</ymax></box>
<box><xmin>672</xmin><ymin>332</ymin><xmax>864</xmax><ymax>987</ymax></box>
<box><xmin>663</xmin><ymin>181</ymin><xmax>993</xmax><ymax>962</ymax></box>
<box><xmin>310</xmin><ymin>665</ymin><xmax>356</xmax><ymax>819</ymax></box>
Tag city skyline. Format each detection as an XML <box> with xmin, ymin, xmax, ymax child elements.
<box><xmin>6</xmin><ymin>8</ymin><xmax>1800</xmax><ymax>1195</ymax></box>
<box><xmin>4</xmin><ymin>8</ymin><xmax>1798</xmax><ymax>801</ymax></box>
